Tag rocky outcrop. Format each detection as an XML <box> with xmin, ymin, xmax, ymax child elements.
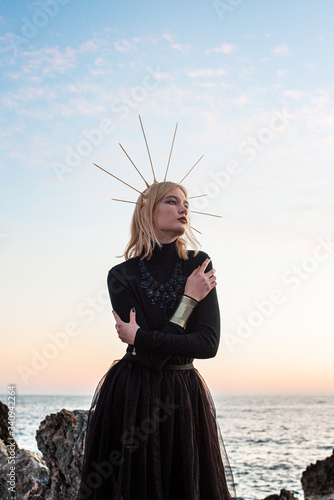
<box><xmin>36</xmin><ymin>408</ymin><xmax>88</xmax><ymax>500</ymax></box>
<box><xmin>0</xmin><ymin>400</ymin><xmax>88</xmax><ymax>500</ymax></box>
<box><xmin>0</xmin><ymin>400</ymin><xmax>51</xmax><ymax>500</ymax></box>
<box><xmin>263</xmin><ymin>488</ymin><xmax>297</xmax><ymax>499</ymax></box>
<box><xmin>0</xmin><ymin>400</ymin><xmax>18</xmax><ymax>451</ymax></box>
<box><xmin>0</xmin><ymin>448</ymin><xmax>51</xmax><ymax>500</ymax></box>
<box><xmin>0</xmin><ymin>438</ymin><xmax>9</xmax><ymax>467</ymax></box>
<box><xmin>301</xmin><ymin>449</ymin><xmax>334</xmax><ymax>500</ymax></box>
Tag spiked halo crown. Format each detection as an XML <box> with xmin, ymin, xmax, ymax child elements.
<box><xmin>94</xmin><ymin>115</ymin><xmax>222</xmax><ymax>234</ymax></box>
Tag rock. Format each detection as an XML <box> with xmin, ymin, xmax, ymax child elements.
<box><xmin>1</xmin><ymin>403</ymin><xmax>88</xmax><ymax>500</ymax></box>
<box><xmin>36</xmin><ymin>408</ymin><xmax>88</xmax><ymax>500</ymax></box>
<box><xmin>263</xmin><ymin>488</ymin><xmax>298</xmax><ymax>499</ymax></box>
<box><xmin>0</xmin><ymin>400</ymin><xmax>18</xmax><ymax>451</ymax></box>
<box><xmin>0</xmin><ymin>448</ymin><xmax>51</xmax><ymax>500</ymax></box>
<box><xmin>301</xmin><ymin>449</ymin><xmax>334</xmax><ymax>499</ymax></box>
<box><xmin>0</xmin><ymin>438</ymin><xmax>9</xmax><ymax>466</ymax></box>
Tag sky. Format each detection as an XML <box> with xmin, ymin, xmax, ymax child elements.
<box><xmin>0</xmin><ymin>0</ymin><xmax>334</xmax><ymax>396</ymax></box>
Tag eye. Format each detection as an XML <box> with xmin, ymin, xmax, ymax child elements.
<box><xmin>167</xmin><ymin>200</ymin><xmax>176</xmax><ymax>205</ymax></box>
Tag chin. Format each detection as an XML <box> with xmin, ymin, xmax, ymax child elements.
<box><xmin>155</xmin><ymin>225</ymin><xmax>186</xmax><ymax>240</ymax></box>
<box><xmin>174</xmin><ymin>226</ymin><xmax>187</xmax><ymax>237</ymax></box>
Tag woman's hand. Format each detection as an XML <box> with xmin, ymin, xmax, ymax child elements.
<box><xmin>184</xmin><ymin>258</ymin><xmax>217</xmax><ymax>302</ymax></box>
<box><xmin>112</xmin><ymin>308</ymin><xmax>139</xmax><ymax>345</ymax></box>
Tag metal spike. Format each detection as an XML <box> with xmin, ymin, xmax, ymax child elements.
<box><xmin>191</xmin><ymin>210</ymin><xmax>222</xmax><ymax>218</ymax></box>
<box><xmin>119</xmin><ymin>143</ymin><xmax>150</xmax><ymax>188</ymax></box>
<box><xmin>188</xmin><ymin>194</ymin><xmax>207</xmax><ymax>199</ymax></box>
<box><xmin>178</xmin><ymin>155</ymin><xmax>204</xmax><ymax>184</ymax></box>
<box><xmin>94</xmin><ymin>163</ymin><xmax>143</xmax><ymax>194</ymax></box>
<box><xmin>112</xmin><ymin>198</ymin><xmax>143</xmax><ymax>205</ymax></box>
<box><xmin>138</xmin><ymin>115</ymin><xmax>157</xmax><ymax>183</ymax></box>
<box><xmin>164</xmin><ymin>122</ymin><xmax>178</xmax><ymax>181</ymax></box>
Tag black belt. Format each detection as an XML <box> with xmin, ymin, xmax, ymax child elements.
<box><xmin>161</xmin><ymin>363</ymin><xmax>194</xmax><ymax>371</ymax></box>
<box><xmin>123</xmin><ymin>353</ymin><xmax>194</xmax><ymax>371</ymax></box>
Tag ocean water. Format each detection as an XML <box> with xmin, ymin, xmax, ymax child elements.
<box><xmin>215</xmin><ymin>394</ymin><xmax>334</xmax><ymax>499</ymax></box>
<box><xmin>1</xmin><ymin>393</ymin><xmax>333</xmax><ymax>500</ymax></box>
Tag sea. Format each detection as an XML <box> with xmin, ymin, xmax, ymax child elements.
<box><xmin>1</xmin><ymin>393</ymin><xmax>333</xmax><ymax>500</ymax></box>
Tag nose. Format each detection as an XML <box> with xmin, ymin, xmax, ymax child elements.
<box><xmin>179</xmin><ymin>204</ymin><xmax>188</xmax><ymax>215</ymax></box>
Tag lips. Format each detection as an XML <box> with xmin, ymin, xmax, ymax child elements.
<box><xmin>178</xmin><ymin>217</ymin><xmax>187</xmax><ymax>223</ymax></box>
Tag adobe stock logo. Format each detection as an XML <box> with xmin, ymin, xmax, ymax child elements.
<box><xmin>17</xmin><ymin>269</ymin><xmax>137</xmax><ymax>385</ymax></box>
<box><xmin>191</xmin><ymin>107</ymin><xmax>296</xmax><ymax>211</ymax></box>
<box><xmin>52</xmin><ymin>65</ymin><xmax>161</xmax><ymax>182</ymax></box>
<box><xmin>224</xmin><ymin>234</ymin><xmax>334</xmax><ymax>352</ymax></box>
<box><xmin>7</xmin><ymin>0</ymin><xmax>72</xmax><ymax>55</ymax></box>
<box><xmin>78</xmin><ymin>397</ymin><xmax>179</xmax><ymax>499</ymax></box>
<box><xmin>213</xmin><ymin>0</ymin><xmax>245</xmax><ymax>21</ymax></box>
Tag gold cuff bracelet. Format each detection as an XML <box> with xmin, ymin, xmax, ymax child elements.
<box><xmin>169</xmin><ymin>295</ymin><xmax>198</xmax><ymax>329</ymax></box>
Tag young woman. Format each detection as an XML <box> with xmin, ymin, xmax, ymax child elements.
<box><xmin>78</xmin><ymin>181</ymin><xmax>236</xmax><ymax>500</ymax></box>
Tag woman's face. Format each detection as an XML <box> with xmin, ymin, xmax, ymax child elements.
<box><xmin>153</xmin><ymin>187</ymin><xmax>189</xmax><ymax>243</ymax></box>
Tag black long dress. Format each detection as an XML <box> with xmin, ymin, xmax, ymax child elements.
<box><xmin>78</xmin><ymin>241</ymin><xmax>236</xmax><ymax>500</ymax></box>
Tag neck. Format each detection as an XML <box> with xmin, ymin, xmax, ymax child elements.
<box><xmin>148</xmin><ymin>239</ymin><xmax>178</xmax><ymax>265</ymax></box>
<box><xmin>157</xmin><ymin>236</ymin><xmax>178</xmax><ymax>244</ymax></box>
<box><xmin>155</xmin><ymin>231</ymin><xmax>179</xmax><ymax>244</ymax></box>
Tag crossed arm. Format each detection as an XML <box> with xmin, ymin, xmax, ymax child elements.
<box><xmin>108</xmin><ymin>257</ymin><xmax>220</xmax><ymax>361</ymax></box>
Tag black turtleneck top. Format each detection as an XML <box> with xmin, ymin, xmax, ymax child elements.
<box><xmin>107</xmin><ymin>240</ymin><xmax>220</xmax><ymax>371</ymax></box>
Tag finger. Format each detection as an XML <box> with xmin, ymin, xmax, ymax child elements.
<box><xmin>189</xmin><ymin>265</ymin><xmax>201</xmax><ymax>276</ymax></box>
<box><xmin>112</xmin><ymin>310</ymin><xmax>120</xmax><ymax>321</ymax></box>
<box><xmin>205</xmin><ymin>267</ymin><xmax>216</xmax><ymax>277</ymax></box>
<box><xmin>129</xmin><ymin>306</ymin><xmax>136</xmax><ymax>323</ymax></box>
<box><xmin>207</xmin><ymin>276</ymin><xmax>216</xmax><ymax>287</ymax></box>
<box><xmin>200</xmin><ymin>258</ymin><xmax>211</xmax><ymax>272</ymax></box>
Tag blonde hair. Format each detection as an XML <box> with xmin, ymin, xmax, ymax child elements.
<box><xmin>124</xmin><ymin>181</ymin><xmax>200</xmax><ymax>260</ymax></box>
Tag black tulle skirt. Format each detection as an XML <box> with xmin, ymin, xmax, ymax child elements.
<box><xmin>77</xmin><ymin>357</ymin><xmax>236</xmax><ymax>500</ymax></box>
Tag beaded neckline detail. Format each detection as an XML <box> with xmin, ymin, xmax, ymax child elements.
<box><xmin>138</xmin><ymin>258</ymin><xmax>186</xmax><ymax>317</ymax></box>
